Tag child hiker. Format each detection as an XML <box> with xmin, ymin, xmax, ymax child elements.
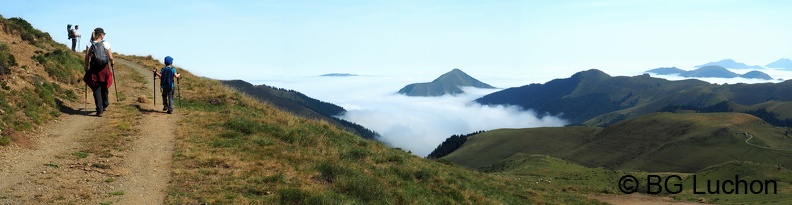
<box><xmin>153</xmin><ymin>56</ymin><xmax>180</xmax><ymax>114</ymax></box>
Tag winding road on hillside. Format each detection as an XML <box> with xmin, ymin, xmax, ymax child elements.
<box><xmin>0</xmin><ymin>58</ymin><xmax>178</xmax><ymax>204</ymax></box>
<box><xmin>744</xmin><ymin>133</ymin><xmax>792</xmax><ymax>151</ymax></box>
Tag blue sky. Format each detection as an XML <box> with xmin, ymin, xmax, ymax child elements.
<box><xmin>3</xmin><ymin>0</ymin><xmax>791</xmax><ymax>82</ymax></box>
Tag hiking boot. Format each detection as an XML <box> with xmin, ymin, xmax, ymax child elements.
<box><xmin>167</xmin><ymin>110</ymin><xmax>173</xmax><ymax>114</ymax></box>
<box><xmin>97</xmin><ymin>113</ymin><xmax>103</xmax><ymax>117</ymax></box>
<box><xmin>163</xmin><ymin>107</ymin><xmax>168</xmax><ymax>111</ymax></box>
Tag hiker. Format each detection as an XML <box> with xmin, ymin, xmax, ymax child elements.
<box><xmin>70</xmin><ymin>25</ymin><xmax>81</xmax><ymax>52</ymax></box>
<box><xmin>83</xmin><ymin>28</ymin><xmax>114</xmax><ymax>117</ymax></box>
<box><xmin>153</xmin><ymin>56</ymin><xmax>180</xmax><ymax>114</ymax></box>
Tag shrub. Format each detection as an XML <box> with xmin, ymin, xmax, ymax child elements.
<box><xmin>0</xmin><ymin>43</ymin><xmax>16</xmax><ymax>75</ymax></box>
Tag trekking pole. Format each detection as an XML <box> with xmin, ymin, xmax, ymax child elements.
<box><xmin>153</xmin><ymin>69</ymin><xmax>156</xmax><ymax>106</ymax></box>
<box><xmin>177</xmin><ymin>76</ymin><xmax>181</xmax><ymax>108</ymax></box>
<box><xmin>84</xmin><ymin>84</ymin><xmax>88</xmax><ymax>115</ymax></box>
<box><xmin>111</xmin><ymin>63</ymin><xmax>119</xmax><ymax>102</ymax></box>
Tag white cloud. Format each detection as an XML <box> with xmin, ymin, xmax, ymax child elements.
<box><xmin>253</xmin><ymin>75</ymin><xmax>567</xmax><ymax>157</ymax></box>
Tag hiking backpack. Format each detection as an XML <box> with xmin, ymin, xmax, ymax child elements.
<box><xmin>90</xmin><ymin>40</ymin><xmax>109</xmax><ymax>66</ymax></box>
<box><xmin>160</xmin><ymin>66</ymin><xmax>176</xmax><ymax>88</ymax></box>
<box><xmin>67</xmin><ymin>24</ymin><xmax>74</xmax><ymax>39</ymax></box>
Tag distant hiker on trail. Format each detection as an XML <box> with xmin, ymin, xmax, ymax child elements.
<box><xmin>83</xmin><ymin>27</ymin><xmax>114</xmax><ymax>117</ymax></box>
<box><xmin>69</xmin><ymin>25</ymin><xmax>81</xmax><ymax>52</ymax></box>
<box><xmin>153</xmin><ymin>56</ymin><xmax>180</xmax><ymax>114</ymax></box>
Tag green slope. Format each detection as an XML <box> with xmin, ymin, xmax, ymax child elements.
<box><xmin>477</xmin><ymin>153</ymin><xmax>792</xmax><ymax>204</ymax></box>
<box><xmin>444</xmin><ymin>113</ymin><xmax>792</xmax><ymax>173</ymax></box>
<box><xmin>221</xmin><ymin>80</ymin><xmax>379</xmax><ymax>139</ymax></box>
<box><xmin>443</xmin><ymin>127</ymin><xmax>601</xmax><ymax>169</ymax></box>
<box><xmin>0</xmin><ymin>16</ymin><xmax>84</xmax><ymax>146</ymax></box>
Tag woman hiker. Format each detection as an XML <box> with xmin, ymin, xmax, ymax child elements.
<box><xmin>83</xmin><ymin>27</ymin><xmax>114</xmax><ymax>117</ymax></box>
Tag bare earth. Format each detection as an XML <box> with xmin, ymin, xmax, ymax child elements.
<box><xmin>0</xmin><ymin>58</ymin><xmax>178</xmax><ymax>204</ymax></box>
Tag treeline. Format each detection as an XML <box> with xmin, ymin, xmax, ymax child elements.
<box><xmin>659</xmin><ymin>101</ymin><xmax>792</xmax><ymax>127</ymax></box>
<box><xmin>334</xmin><ymin>117</ymin><xmax>380</xmax><ymax>140</ymax></box>
<box><xmin>427</xmin><ymin>131</ymin><xmax>485</xmax><ymax>159</ymax></box>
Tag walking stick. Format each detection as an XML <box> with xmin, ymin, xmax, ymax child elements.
<box><xmin>153</xmin><ymin>69</ymin><xmax>156</xmax><ymax>106</ymax></box>
<box><xmin>111</xmin><ymin>63</ymin><xmax>119</xmax><ymax>102</ymax></box>
<box><xmin>84</xmin><ymin>84</ymin><xmax>88</xmax><ymax>115</ymax></box>
<box><xmin>177</xmin><ymin>76</ymin><xmax>181</xmax><ymax>108</ymax></box>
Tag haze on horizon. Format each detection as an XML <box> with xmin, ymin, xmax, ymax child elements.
<box><xmin>3</xmin><ymin>0</ymin><xmax>790</xmax><ymax>81</ymax></box>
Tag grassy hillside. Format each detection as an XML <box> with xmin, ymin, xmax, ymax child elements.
<box><xmin>443</xmin><ymin>127</ymin><xmax>601</xmax><ymax>169</ymax></box>
<box><xmin>479</xmin><ymin>153</ymin><xmax>792</xmax><ymax>204</ymax></box>
<box><xmin>569</xmin><ymin>112</ymin><xmax>792</xmax><ymax>172</ymax></box>
<box><xmin>221</xmin><ymin>80</ymin><xmax>378</xmax><ymax>139</ymax></box>
<box><xmin>444</xmin><ymin>113</ymin><xmax>792</xmax><ymax>173</ymax></box>
<box><xmin>115</xmin><ymin>56</ymin><xmax>603</xmax><ymax>204</ymax></box>
<box><xmin>0</xmin><ymin>16</ymin><xmax>83</xmax><ymax>146</ymax></box>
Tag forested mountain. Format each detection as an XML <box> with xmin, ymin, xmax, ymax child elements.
<box><xmin>476</xmin><ymin>69</ymin><xmax>792</xmax><ymax>126</ymax></box>
<box><xmin>221</xmin><ymin>80</ymin><xmax>379</xmax><ymax>139</ymax></box>
<box><xmin>398</xmin><ymin>68</ymin><xmax>495</xmax><ymax>96</ymax></box>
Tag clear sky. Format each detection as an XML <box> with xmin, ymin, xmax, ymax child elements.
<box><xmin>2</xmin><ymin>0</ymin><xmax>790</xmax><ymax>81</ymax></box>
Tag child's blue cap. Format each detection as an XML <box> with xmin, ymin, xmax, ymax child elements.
<box><xmin>164</xmin><ymin>56</ymin><xmax>173</xmax><ymax>65</ymax></box>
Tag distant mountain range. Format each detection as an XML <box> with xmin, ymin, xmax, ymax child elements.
<box><xmin>398</xmin><ymin>68</ymin><xmax>495</xmax><ymax>96</ymax></box>
<box><xmin>475</xmin><ymin>69</ymin><xmax>792</xmax><ymax>126</ymax></box>
<box><xmin>221</xmin><ymin>80</ymin><xmax>379</xmax><ymax>139</ymax></box>
<box><xmin>320</xmin><ymin>73</ymin><xmax>358</xmax><ymax>77</ymax></box>
<box><xmin>645</xmin><ymin>65</ymin><xmax>773</xmax><ymax>80</ymax></box>
<box><xmin>696</xmin><ymin>59</ymin><xmax>764</xmax><ymax>69</ymax></box>
<box><xmin>767</xmin><ymin>58</ymin><xmax>792</xmax><ymax>69</ymax></box>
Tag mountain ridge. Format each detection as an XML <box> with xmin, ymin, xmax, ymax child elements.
<box><xmin>696</xmin><ymin>58</ymin><xmax>764</xmax><ymax>69</ymax></box>
<box><xmin>477</xmin><ymin>69</ymin><xmax>792</xmax><ymax>126</ymax></box>
<box><xmin>221</xmin><ymin>79</ymin><xmax>379</xmax><ymax>139</ymax></box>
<box><xmin>646</xmin><ymin>65</ymin><xmax>773</xmax><ymax>80</ymax></box>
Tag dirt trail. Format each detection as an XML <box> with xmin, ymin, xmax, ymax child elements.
<box><xmin>114</xmin><ymin>58</ymin><xmax>178</xmax><ymax>205</ymax></box>
<box><xmin>0</xmin><ymin>58</ymin><xmax>178</xmax><ymax>204</ymax></box>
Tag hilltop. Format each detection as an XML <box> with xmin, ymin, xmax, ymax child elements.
<box><xmin>476</xmin><ymin>69</ymin><xmax>792</xmax><ymax>126</ymax></box>
<box><xmin>696</xmin><ymin>59</ymin><xmax>764</xmax><ymax>69</ymax></box>
<box><xmin>398</xmin><ymin>68</ymin><xmax>495</xmax><ymax>96</ymax></box>
<box><xmin>443</xmin><ymin>112</ymin><xmax>792</xmax><ymax>172</ymax></box>
<box><xmin>646</xmin><ymin>65</ymin><xmax>773</xmax><ymax>80</ymax></box>
<box><xmin>767</xmin><ymin>58</ymin><xmax>792</xmax><ymax>69</ymax></box>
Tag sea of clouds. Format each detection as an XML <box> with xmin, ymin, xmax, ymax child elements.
<box><xmin>252</xmin><ymin>73</ymin><xmax>567</xmax><ymax>157</ymax></box>
<box><xmin>250</xmin><ymin>67</ymin><xmax>792</xmax><ymax>157</ymax></box>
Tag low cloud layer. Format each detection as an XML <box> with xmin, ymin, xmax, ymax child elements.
<box><xmin>255</xmin><ymin>75</ymin><xmax>566</xmax><ymax>157</ymax></box>
<box><xmin>338</xmin><ymin>87</ymin><xmax>567</xmax><ymax>156</ymax></box>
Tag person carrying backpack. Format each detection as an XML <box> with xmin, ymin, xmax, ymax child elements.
<box><xmin>83</xmin><ymin>27</ymin><xmax>114</xmax><ymax>117</ymax></box>
<box><xmin>152</xmin><ymin>56</ymin><xmax>180</xmax><ymax>114</ymax></box>
<box><xmin>70</xmin><ymin>25</ymin><xmax>81</xmax><ymax>52</ymax></box>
